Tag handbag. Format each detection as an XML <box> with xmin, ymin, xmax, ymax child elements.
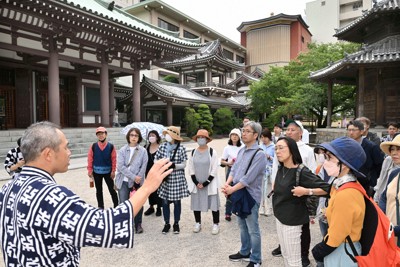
<box><xmin>295</xmin><ymin>164</ymin><xmax>319</xmax><ymax>216</ymax></box>
<box><xmin>164</xmin><ymin>142</ymin><xmax>180</xmax><ymax>182</ymax></box>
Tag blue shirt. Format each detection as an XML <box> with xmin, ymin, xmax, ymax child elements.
<box><xmin>0</xmin><ymin>167</ymin><xmax>135</xmax><ymax>266</ymax></box>
<box><xmin>230</xmin><ymin>143</ymin><xmax>267</xmax><ymax>204</ymax></box>
<box><xmin>260</xmin><ymin>142</ymin><xmax>275</xmax><ymax>175</ymax></box>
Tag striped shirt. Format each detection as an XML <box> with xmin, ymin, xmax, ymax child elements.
<box><xmin>0</xmin><ymin>167</ymin><xmax>135</xmax><ymax>266</ymax></box>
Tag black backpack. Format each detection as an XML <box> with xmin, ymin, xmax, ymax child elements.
<box><xmin>191</xmin><ymin>147</ymin><xmax>213</xmax><ymax>157</ymax></box>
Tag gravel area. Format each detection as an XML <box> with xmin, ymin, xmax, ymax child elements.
<box><xmin>0</xmin><ymin>138</ymin><xmax>322</xmax><ymax>267</ymax></box>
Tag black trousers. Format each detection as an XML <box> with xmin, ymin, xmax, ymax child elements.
<box><xmin>194</xmin><ymin>210</ymin><xmax>220</xmax><ymax>224</ymax></box>
<box><xmin>301</xmin><ymin>222</ymin><xmax>311</xmax><ymax>258</ymax></box>
<box><xmin>93</xmin><ymin>172</ymin><xmax>118</xmax><ymax>208</ymax></box>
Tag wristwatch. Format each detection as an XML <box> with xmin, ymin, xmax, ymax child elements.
<box><xmin>309</xmin><ymin>189</ymin><xmax>314</xmax><ymax>196</ymax></box>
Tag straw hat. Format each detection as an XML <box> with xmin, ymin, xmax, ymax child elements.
<box><xmin>162</xmin><ymin>126</ymin><xmax>183</xmax><ymax>141</ymax></box>
<box><xmin>192</xmin><ymin>129</ymin><xmax>212</xmax><ymax>143</ymax></box>
<box><xmin>380</xmin><ymin>134</ymin><xmax>400</xmax><ymax>156</ymax></box>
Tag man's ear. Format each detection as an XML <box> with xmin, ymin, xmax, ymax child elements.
<box><xmin>41</xmin><ymin>147</ymin><xmax>52</xmax><ymax>161</ymax></box>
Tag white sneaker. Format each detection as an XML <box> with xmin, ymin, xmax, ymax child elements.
<box><xmin>212</xmin><ymin>224</ymin><xmax>220</xmax><ymax>235</ymax></box>
<box><xmin>193</xmin><ymin>223</ymin><xmax>201</xmax><ymax>233</ymax></box>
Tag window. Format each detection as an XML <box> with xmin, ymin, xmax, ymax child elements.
<box><xmin>353</xmin><ymin>1</ymin><xmax>362</xmax><ymax>10</ymax></box>
<box><xmin>301</xmin><ymin>36</ymin><xmax>305</xmax><ymax>43</ymax></box>
<box><xmin>223</xmin><ymin>48</ymin><xmax>234</xmax><ymax>60</ymax></box>
<box><xmin>85</xmin><ymin>87</ymin><xmax>100</xmax><ymax>111</ymax></box>
<box><xmin>183</xmin><ymin>30</ymin><xmax>198</xmax><ymax>39</ymax></box>
<box><xmin>158</xmin><ymin>18</ymin><xmax>179</xmax><ymax>32</ymax></box>
<box><xmin>236</xmin><ymin>55</ymin><xmax>245</xmax><ymax>64</ymax></box>
<box><xmin>321</xmin><ymin>1</ymin><xmax>325</xmax><ymax>6</ymax></box>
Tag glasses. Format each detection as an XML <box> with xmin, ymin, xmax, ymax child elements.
<box><xmin>130</xmin><ymin>134</ymin><xmax>139</xmax><ymax>137</ymax></box>
<box><xmin>242</xmin><ymin>129</ymin><xmax>255</xmax><ymax>134</ymax></box>
<box><xmin>275</xmin><ymin>145</ymin><xmax>288</xmax><ymax>151</ymax></box>
<box><xmin>347</xmin><ymin>128</ymin><xmax>360</xmax><ymax>132</ymax></box>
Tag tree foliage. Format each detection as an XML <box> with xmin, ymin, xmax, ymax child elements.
<box><xmin>163</xmin><ymin>75</ymin><xmax>179</xmax><ymax>84</ymax></box>
<box><xmin>197</xmin><ymin>104</ymin><xmax>213</xmax><ymax>135</ymax></box>
<box><xmin>183</xmin><ymin>107</ymin><xmax>200</xmax><ymax>137</ymax></box>
<box><xmin>213</xmin><ymin>107</ymin><xmax>236</xmax><ymax>135</ymax></box>
<box><xmin>247</xmin><ymin>42</ymin><xmax>361</xmax><ymax>127</ymax></box>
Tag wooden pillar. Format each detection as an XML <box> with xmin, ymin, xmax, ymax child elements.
<box><xmin>327</xmin><ymin>80</ymin><xmax>333</xmax><ymax>128</ymax></box>
<box><xmin>48</xmin><ymin>40</ymin><xmax>60</xmax><ymax>125</ymax></box>
<box><xmin>132</xmin><ymin>67</ymin><xmax>141</xmax><ymax>122</ymax></box>
<box><xmin>109</xmin><ymin>79</ymin><xmax>115</xmax><ymax>124</ymax></box>
<box><xmin>100</xmin><ymin>56</ymin><xmax>110</xmax><ymax>126</ymax></box>
<box><xmin>166</xmin><ymin>101</ymin><xmax>173</xmax><ymax>126</ymax></box>
<box><xmin>179</xmin><ymin>71</ymin><xmax>185</xmax><ymax>85</ymax></box>
<box><xmin>207</xmin><ymin>67</ymin><xmax>212</xmax><ymax>85</ymax></box>
<box><xmin>77</xmin><ymin>75</ymin><xmax>83</xmax><ymax>125</ymax></box>
<box><xmin>357</xmin><ymin>67</ymin><xmax>365</xmax><ymax>117</ymax></box>
<box><xmin>376</xmin><ymin>68</ymin><xmax>384</xmax><ymax>127</ymax></box>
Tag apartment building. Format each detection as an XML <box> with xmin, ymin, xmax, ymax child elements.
<box><xmin>306</xmin><ymin>0</ymin><xmax>373</xmax><ymax>43</ymax></box>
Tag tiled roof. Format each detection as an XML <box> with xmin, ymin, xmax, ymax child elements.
<box><xmin>227</xmin><ymin>72</ymin><xmax>260</xmax><ymax>86</ymax></box>
<box><xmin>310</xmin><ymin>34</ymin><xmax>400</xmax><ymax>80</ymax></box>
<box><xmin>141</xmin><ymin>76</ymin><xmax>243</xmax><ymax>107</ymax></box>
<box><xmin>57</xmin><ymin>0</ymin><xmax>200</xmax><ymax>46</ymax></box>
<box><xmin>335</xmin><ymin>0</ymin><xmax>400</xmax><ymax>37</ymax></box>
<box><xmin>161</xmin><ymin>40</ymin><xmax>245</xmax><ymax>70</ymax></box>
<box><xmin>231</xmin><ymin>94</ymin><xmax>251</xmax><ymax>107</ymax></box>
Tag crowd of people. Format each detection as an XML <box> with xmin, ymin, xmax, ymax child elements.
<box><xmin>1</xmin><ymin>118</ymin><xmax>400</xmax><ymax>267</ymax></box>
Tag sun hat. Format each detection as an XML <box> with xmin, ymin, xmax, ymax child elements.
<box><xmin>380</xmin><ymin>134</ymin><xmax>400</xmax><ymax>156</ymax></box>
<box><xmin>229</xmin><ymin>128</ymin><xmax>241</xmax><ymax>139</ymax></box>
<box><xmin>162</xmin><ymin>126</ymin><xmax>183</xmax><ymax>141</ymax></box>
<box><xmin>192</xmin><ymin>129</ymin><xmax>212</xmax><ymax>143</ymax></box>
<box><xmin>315</xmin><ymin>137</ymin><xmax>366</xmax><ymax>178</ymax></box>
<box><xmin>96</xmin><ymin>126</ymin><xmax>107</xmax><ymax>134</ymax></box>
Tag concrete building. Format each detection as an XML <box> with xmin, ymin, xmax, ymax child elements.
<box><xmin>306</xmin><ymin>0</ymin><xmax>373</xmax><ymax>43</ymax></box>
<box><xmin>237</xmin><ymin>14</ymin><xmax>312</xmax><ymax>73</ymax></box>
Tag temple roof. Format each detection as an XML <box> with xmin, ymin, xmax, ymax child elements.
<box><xmin>310</xmin><ymin>34</ymin><xmax>400</xmax><ymax>83</ymax></box>
<box><xmin>231</xmin><ymin>94</ymin><xmax>251</xmax><ymax>107</ymax></box>
<box><xmin>227</xmin><ymin>72</ymin><xmax>261</xmax><ymax>87</ymax></box>
<box><xmin>161</xmin><ymin>40</ymin><xmax>245</xmax><ymax>70</ymax></box>
<box><xmin>141</xmin><ymin>76</ymin><xmax>244</xmax><ymax>108</ymax></box>
<box><xmin>334</xmin><ymin>0</ymin><xmax>400</xmax><ymax>42</ymax></box>
<box><xmin>58</xmin><ymin>0</ymin><xmax>201</xmax><ymax>46</ymax></box>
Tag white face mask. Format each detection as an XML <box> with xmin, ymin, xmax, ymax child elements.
<box><xmin>165</xmin><ymin>134</ymin><xmax>173</xmax><ymax>143</ymax></box>
<box><xmin>197</xmin><ymin>137</ymin><xmax>207</xmax><ymax>146</ymax></box>
<box><xmin>316</xmin><ymin>154</ymin><xmax>325</xmax><ymax>164</ymax></box>
<box><xmin>323</xmin><ymin>160</ymin><xmax>340</xmax><ymax>177</ymax></box>
<box><xmin>148</xmin><ymin>136</ymin><xmax>157</xmax><ymax>144</ymax></box>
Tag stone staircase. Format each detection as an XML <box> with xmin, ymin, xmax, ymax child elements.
<box><xmin>0</xmin><ymin>127</ymin><xmax>128</xmax><ymax>162</ymax></box>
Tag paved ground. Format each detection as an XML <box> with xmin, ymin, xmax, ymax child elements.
<box><xmin>0</xmin><ymin>138</ymin><xmax>322</xmax><ymax>267</ymax></box>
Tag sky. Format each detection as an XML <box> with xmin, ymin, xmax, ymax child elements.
<box><xmin>162</xmin><ymin>0</ymin><xmax>311</xmax><ymax>43</ymax></box>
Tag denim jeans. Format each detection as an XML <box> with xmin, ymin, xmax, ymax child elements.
<box><xmin>237</xmin><ymin>202</ymin><xmax>261</xmax><ymax>263</ymax></box>
<box><xmin>118</xmin><ymin>181</ymin><xmax>143</xmax><ymax>224</ymax></box>
<box><xmin>225</xmin><ymin>167</ymin><xmax>233</xmax><ymax>215</ymax></box>
<box><xmin>162</xmin><ymin>199</ymin><xmax>181</xmax><ymax>224</ymax></box>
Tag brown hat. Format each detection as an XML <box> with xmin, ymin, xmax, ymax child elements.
<box><xmin>163</xmin><ymin>126</ymin><xmax>183</xmax><ymax>141</ymax></box>
<box><xmin>380</xmin><ymin>134</ymin><xmax>400</xmax><ymax>155</ymax></box>
<box><xmin>192</xmin><ymin>129</ymin><xmax>212</xmax><ymax>143</ymax></box>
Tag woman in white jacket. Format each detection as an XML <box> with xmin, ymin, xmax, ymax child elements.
<box><xmin>188</xmin><ymin>129</ymin><xmax>220</xmax><ymax>235</ymax></box>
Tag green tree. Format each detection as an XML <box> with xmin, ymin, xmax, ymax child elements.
<box><xmin>197</xmin><ymin>104</ymin><xmax>213</xmax><ymax>135</ymax></box>
<box><xmin>247</xmin><ymin>42</ymin><xmax>360</xmax><ymax>127</ymax></box>
<box><xmin>183</xmin><ymin>107</ymin><xmax>200</xmax><ymax>137</ymax></box>
<box><xmin>163</xmin><ymin>75</ymin><xmax>179</xmax><ymax>84</ymax></box>
<box><xmin>213</xmin><ymin>107</ymin><xmax>235</xmax><ymax>135</ymax></box>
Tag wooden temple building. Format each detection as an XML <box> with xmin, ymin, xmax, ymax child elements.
<box><xmin>310</xmin><ymin>0</ymin><xmax>400</xmax><ymax>127</ymax></box>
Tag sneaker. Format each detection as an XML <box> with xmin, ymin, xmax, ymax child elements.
<box><xmin>193</xmin><ymin>223</ymin><xmax>201</xmax><ymax>233</ymax></box>
<box><xmin>225</xmin><ymin>215</ymin><xmax>231</xmax><ymax>222</ymax></box>
<box><xmin>144</xmin><ymin>206</ymin><xmax>154</xmax><ymax>216</ymax></box>
<box><xmin>211</xmin><ymin>224</ymin><xmax>220</xmax><ymax>235</ymax></box>
<box><xmin>162</xmin><ymin>224</ymin><xmax>170</xmax><ymax>234</ymax></box>
<box><xmin>156</xmin><ymin>207</ymin><xmax>162</xmax><ymax>217</ymax></box>
<box><xmin>271</xmin><ymin>245</ymin><xmax>282</xmax><ymax>257</ymax></box>
<box><xmin>247</xmin><ymin>262</ymin><xmax>261</xmax><ymax>267</ymax></box>
<box><xmin>302</xmin><ymin>257</ymin><xmax>311</xmax><ymax>267</ymax></box>
<box><xmin>173</xmin><ymin>223</ymin><xmax>180</xmax><ymax>234</ymax></box>
<box><xmin>136</xmin><ymin>224</ymin><xmax>143</xmax><ymax>234</ymax></box>
<box><xmin>229</xmin><ymin>251</ymin><xmax>251</xmax><ymax>262</ymax></box>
